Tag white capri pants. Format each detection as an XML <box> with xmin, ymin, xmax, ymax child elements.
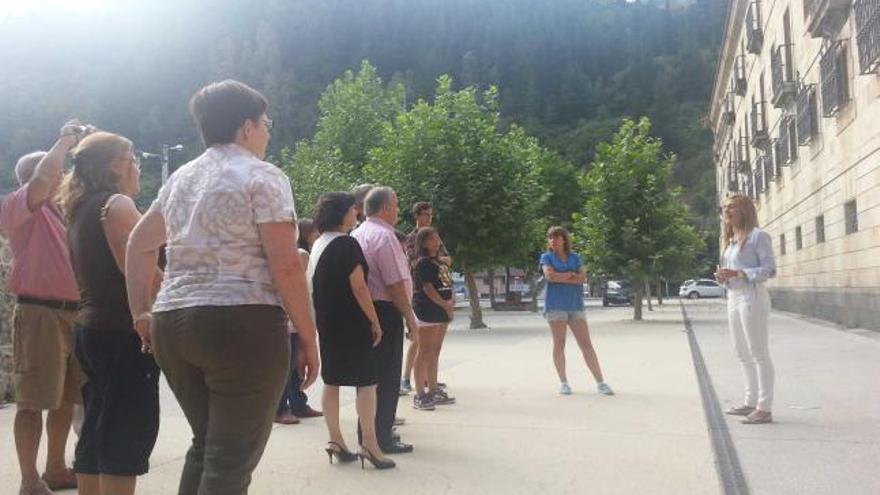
<box><xmin>727</xmin><ymin>284</ymin><xmax>775</xmax><ymax>411</ymax></box>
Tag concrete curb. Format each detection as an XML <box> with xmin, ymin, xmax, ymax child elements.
<box><xmin>680</xmin><ymin>300</ymin><xmax>751</xmax><ymax>495</ymax></box>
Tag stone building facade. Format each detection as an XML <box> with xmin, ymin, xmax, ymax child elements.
<box><xmin>709</xmin><ymin>0</ymin><xmax>880</xmax><ymax>329</ymax></box>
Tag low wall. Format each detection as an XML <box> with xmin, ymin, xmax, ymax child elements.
<box><xmin>0</xmin><ymin>236</ymin><xmax>14</xmax><ymax>402</ymax></box>
<box><xmin>770</xmin><ymin>287</ymin><xmax>880</xmax><ymax>332</ymax></box>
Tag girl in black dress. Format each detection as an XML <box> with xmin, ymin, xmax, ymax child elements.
<box><xmin>411</xmin><ymin>227</ymin><xmax>456</xmax><ymax>411</ymax></box>
<box><xmin>307</xmin><ymin>192</ymin><xmax>394</xmax><ymax>469</ymax></box>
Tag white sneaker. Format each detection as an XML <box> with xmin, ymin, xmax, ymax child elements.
<box><xmin>559</xmin><ymin>383</ymin><xmax>572</xmax><ymax>395</ymax></box>
<box><xmin>597</xmin><ymin>382</ymin><xmax>615</xmax><ymax>396</ymax></box>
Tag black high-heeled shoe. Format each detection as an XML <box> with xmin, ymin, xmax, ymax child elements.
<box><xmin>359</xmin><ymin>446</ymin><xmax>396</xmax><ymax>470</ymax></box>
<box><xmin>324</xmin><ymin>442</ymin><xmax>358</xmax><ymax>464</ymax></box>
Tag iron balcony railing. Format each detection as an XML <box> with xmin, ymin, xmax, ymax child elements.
<box><xmin>820</xmin><ymin>40</ymin><xmax>850</xmax><ymax>117</ymax></box>
<box><xmin>738</xmin><ymin>135</ymin><xmax>752</xmax><ymax>172</ymax></box>
<box><xmin>855</xmin><ymin>0</ymin><xmax>880</xmax><ymax>73</ymax></box>
<box><xmin>797</xmin><ymin>84</ymin><xmax>819</xmax><ymax>145</ymax></box>
<box><xmin>805</xmin><ymin>0</ymin><xmax>853</xmax><ymax>38</ymax></box>
<box><xmin>727</xmin><ymin>165</ymin><xmax>740</xmax><ymax>192</ymax></box>
<box><xmin>751</xmin><ymin>100</ymin><xmax>770</xmax><ymax>148</ymax></box>
<box><xmin>771</xmin><ymin>44</ymin><xmax>797</xmax><ymax>107</ymax></box>
<box><xmin>747</xmin><ymin>1</ymin><xmax>764</xmax><ymax>54</ymax></box>
<box><xmin>778</xmin><ymin>117</ymin><xmax>792</xmax><ymax>165</ymax></box>
<box><xmin>753</xmin><ymin>162</ymin><xmax>765</xmax><ymax>197</ymax></box>
<box><xmin>745</xmin><ymin>170</ymin><xmax>754</xmax><ymax>200</ymax></box>
<box><xmin>734</xmin><ymin>55</ymin><xmax>748</xmax><ymax>95</ymax></box>
<box><xmin>722</xmin><ymin>92</ymin><xmax>736</xmax><ymax>126</ymax></box>
<box><xmin>760</xmin><ymin>153</ymin><xmax>775</xmax><ymax>186</ymax></box>
<box><xmin>730</xmin><ymin>141</ymin><xmax>747</xmax><ymax>173</ymax></box>
<box><xmin>771</xmin><ymin>139</ymin><xmax>783</xmax><ymax>179</ymax></box>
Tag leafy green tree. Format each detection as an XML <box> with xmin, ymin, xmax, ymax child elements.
<box><xmin>573</xmin><ymin>117</ymin><xmax>703</xmax><ymax>320</ymax></box>
<box><xmin>280</xmin><ymin>60</ymin><xmax>404</xmax><ymax>211</ymax></box>
<box><xmin>366</xmin><ymin>76</ymin><xmax>547</xmax><ymax>328</ymax></box>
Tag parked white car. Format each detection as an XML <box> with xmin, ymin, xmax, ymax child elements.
<box><xmin>679</xmin><ymin>279</ymin><xmax>724</xmax><ymax>299</ymax></box>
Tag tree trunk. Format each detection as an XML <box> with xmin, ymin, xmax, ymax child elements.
<box><xmin>633</xmin><ymin>280</ymin><xmax>644</xmax><ymax>320</ymax></box>
<box><xmin>487</xmin><ymin>268</ymin><xmax>497</xmax><ymax>310</ymax></box>
<box><xmin>505</xmin><ymin>266</ymin><xmax>512</xmax><ymax>297</ymax></box>
<box><xmin>657</xmin><ymin>276</ymin><xmax>664</xmax><ymax>306</ymax></box>
<box><xmin>464</xmin><ymin>271</ymin><xmax>487</xmax><ymax>329</ymax></box>
<box><xmin>645</xmin><ymin>280</ymin><xmax>654</xmax><ymax>311</ymax></box>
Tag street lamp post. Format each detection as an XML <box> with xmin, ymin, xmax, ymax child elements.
<box><xmin>161</xmin><ymin>144</ymin><xmax>184</xmax><ymax>184</ymax></box>
<box><xmin>140</xmin><ymin>144</ymin><xmax>184</xmax><ymax>185</ymax></box>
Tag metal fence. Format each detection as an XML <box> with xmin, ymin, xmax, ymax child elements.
<box><xmin>855</xmin><ymin>0</ymin><xmax>880</xmax><ymax>73</ymax></box>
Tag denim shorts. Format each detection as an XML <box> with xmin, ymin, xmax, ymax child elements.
<box><xmin>544</xmin><ymin>310</ymin><xmax>586</xmax><ymax>322</ymax></box>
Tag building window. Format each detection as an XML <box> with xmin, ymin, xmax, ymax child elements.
<box><xmin>746</xmin><ymin>1</ymin><xmax>764</xmax><ymax>54</ymax></box>
<box><xmin>734</xmin><ymin>54</ymin><xmax>748</xmax><ymax>95</ymax></box>
<box><xmin>845</xmin><ymin>199</ymin><xmax>859</xmax><ymax>234</ymax></box>
<box><xmin>816</xmin><ymin>215</ymin><xmax>826</xmax><ymax>243</ymax></box>
<box><xmin>780</xmin><ymin>233</ymin><xmax>787</xmax><ymax>255</ymax></box>
<box><xmin>854</xmin><ymin>0</ymin><xmax>880</xmax><ymax>74</ymax></box>
<box><xmin>820</xmin><ymin>40</ymin><xmax>850</xmax><ymax>117</ymax></box>
<box><xmin>797</xmin><ymin>84</ymin><xmax>819</xmax><ymax>145</ymax></box>
<box><xmin>796</xmin><ymin>226</ymin><xmax>803</xmax><ymax>250</ymax></box>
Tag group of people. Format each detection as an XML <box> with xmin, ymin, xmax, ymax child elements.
<box><xmin>2</xmin><ymin>77</ymin><xmax>778</xmax><ymax>495</ymax></box>
<box><xmin>2</xmin><ymin>79</ymin><xmax>463</xmax><ymax>495</ymax></box>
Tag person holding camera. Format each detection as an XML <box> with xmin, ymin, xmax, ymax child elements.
<box><xmin>1</xmin><ymin>120</ymin><xmax>90</xmax><ymax>495</ymax></box>
<box><xmin>59</xmin><ymin>130</ymin><xmax>162</xmax><ymax>495</ymax></box>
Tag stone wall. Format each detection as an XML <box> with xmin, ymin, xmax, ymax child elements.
<box><xmin>771</xmin><ymin>288</ymin><xmax>880</xmax><ymax>332</ymax></box>
<box><xmin>0</xmin><ymin>235</ymin><xmax>15</xmax><ymax>402</ymax></box>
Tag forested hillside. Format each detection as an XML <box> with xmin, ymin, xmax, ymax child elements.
<box><xmin>0</xmin><ymin>0</ymin><xmax>725</xmax><ymax>249</ymax></box>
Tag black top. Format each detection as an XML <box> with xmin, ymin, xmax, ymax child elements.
<box><xmin>412</xmin><ymin>256</ymin><xmax>453</xmax><ymax>323</ymax></box>
<box><xmin>67</xmin><ymin>192</ymin><xmax>133</xmax><ymax>332</ymax></box>
<box><xmin>312</xmin><ymin>236</ymin><xmax>371</xmax><ymax>340</ymax></box>
<box><xmin>312</xmin><ymin>235</ymin><xmax>377</xmax><ymax>386</ymax></box>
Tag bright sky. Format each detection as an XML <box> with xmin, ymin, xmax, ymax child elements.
<box><xmin>0</xmin><ymin>0</ymin><xmax>109</xmax><ymax>19</ymax></box>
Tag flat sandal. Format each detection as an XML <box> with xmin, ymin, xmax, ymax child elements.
<box><xmin>741</xmin><ymin>410</ymin><xmax>773</xmax><ymax>424</ymax></box>
<box><xmin>725</xmin><ymin>405</ymin><xmax>755</xmax><ymax>416</ymax></box>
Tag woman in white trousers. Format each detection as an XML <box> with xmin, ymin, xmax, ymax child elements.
<box><xmin>716</xmin><ymin>194</ymin><xmax>777</xmax><ymax>425</ymax></box>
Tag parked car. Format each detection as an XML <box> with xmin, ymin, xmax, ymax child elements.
<box><xmin>603</xmin><ymin>280</ymin><xmax>633</xmax><ymax>306</ymax></box>
<box><xmin>679</xmin><ymin>279</ymin><xmax>724</xmax><ymax>299</ymax></box>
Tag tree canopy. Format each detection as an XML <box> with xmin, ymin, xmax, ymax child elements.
<box><xmin>573</xmin><ymin>118</ymin><xmax>705</xmax><ymax>320</ymax></box>
<box><xmin>1</xmin><ymin>0</ymin><xmax>724</xmax><ymax>272</ymax></box>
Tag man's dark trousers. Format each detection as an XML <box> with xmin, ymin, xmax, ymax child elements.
<box><xmin>358</xmin><ymin>300</ymin><xmax>403</xmax><ymax>448</ymax></box>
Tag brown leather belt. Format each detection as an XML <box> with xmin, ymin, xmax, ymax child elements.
<box><xmin>16</xmin><ymin>296</ymin><xmax>80</xmax><ymax>312</ymax></box>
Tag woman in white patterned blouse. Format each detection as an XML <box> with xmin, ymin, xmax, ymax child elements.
<box><xmin>125</xmin><ymin>80</ymin><xmax>319</xmax><ymax>495</ymax></box>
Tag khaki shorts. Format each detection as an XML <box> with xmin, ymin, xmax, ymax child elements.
<box><xmin>12</xmin><ymin>303</ymin><xmax>82</xmax><ymax>410</ymax></box>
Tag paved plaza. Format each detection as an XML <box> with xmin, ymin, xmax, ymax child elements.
<box><xmin>1</xmin><ymin>299</ymin><xmax>878</xmax><ymax>494</ymax></box>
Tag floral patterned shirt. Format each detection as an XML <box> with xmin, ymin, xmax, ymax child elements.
<box><xmin>148</xmin><ymin>143</ymin><xmax>297</xmax><ymax>312</ymax></box>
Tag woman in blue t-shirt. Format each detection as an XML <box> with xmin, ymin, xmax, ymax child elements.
<box><xmin>540</xmin><ymin>226</ymin><xmax>614</xmax><ymax>396</ymax></box>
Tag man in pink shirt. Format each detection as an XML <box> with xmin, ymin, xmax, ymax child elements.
<box><xmin>351</xmin><ymin>186</ymin><xmax>418</xmax><ymax>454</ymax></box>
<box><xmin>1</xmin><ymin>121</ymin><xmax>87</xmax><ymax>495</ymax></box>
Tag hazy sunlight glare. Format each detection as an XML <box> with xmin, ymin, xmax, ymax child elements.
<box><xmin>0</xmin><ymin>0</ymin><xmax>109</xmax><ymax>19</ymax></box>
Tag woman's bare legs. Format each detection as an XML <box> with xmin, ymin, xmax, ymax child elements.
<box><xmin>414</xmin><ymin>325</ymin><xmax>441</xmax><ymax>397</ymax></box>
<box><xmin>403</xmin><ymin>339</ymin><xmax>418</xmax><ymax>387</ymax></box>
<box><xmin>355</xmin><ymin>386</ymin><xmax>388</xmax><ymax>460</ymax></box>
<box><xmin>321</xmin><ymin>385</ymin><xmax>348</xmax><ymax>450</ymax></box>
<box><xmin>430</xmin><ymin>324</ymin><xmax>449</xmax><ymax>390</ymax></box>
<box><xmin>99</xmin><ymin>475</ymin><xmax>136</xmax><ymax>495</ymax></box>
<box><xmin>549</xmin><ymin>321</ymin><xmax>568</xmax><ymax>383</ymax></box>
<box><xmin>418</xmin><ymin>326</ymin><xmax>444</xmax><ymax>392</ymax></box>
<box><xmin>569</xmin><ymin>319</ymin><xmax>605</xmax><ymax>383</ymax></box>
